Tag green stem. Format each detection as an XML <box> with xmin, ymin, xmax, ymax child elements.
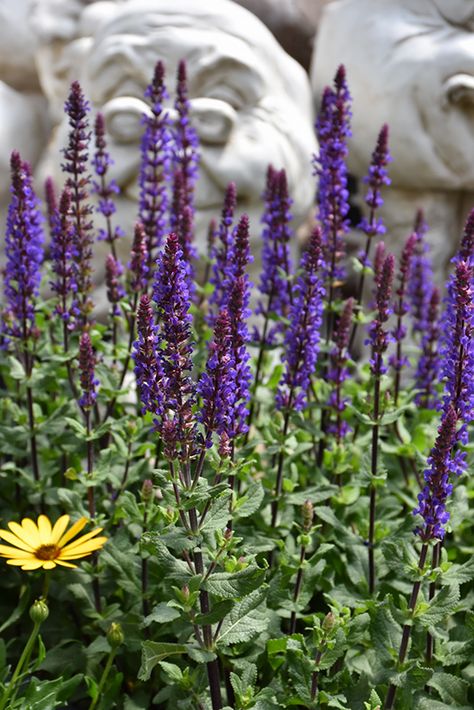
<box><xmin>88</xmin><ymin>648</ymin><xmax>117</xmax><ymax>710</ymax></box>
<box><xmin>0</xmin><ymin>622</ymin><xmax>42</xmax><ymax>710</ymax></box>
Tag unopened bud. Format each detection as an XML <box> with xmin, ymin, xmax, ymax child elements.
<box><xmin>182</xmin><ymin>585</ymin><xmax>190</xmax><ymax>602</ymax></box>
<box><xmin>302</xmin><ymin>500</ymin><xmax>314</xmax><ymax>532</ymax></box>
<box><xmin>141</xmin><ymin>479</ymin><xmax>154</xmax><ymax>503</ymax></box>
<box><xmin>322</xmin><ymin>612</ymin><xmax>336</xmax><ymax>633</ymax></box>
<box><xmin>107</xmin><ymin>622</ymin><xmax>124</xmax><ymax>649</ymax></box>
<box><xmin>224</xmin><ymin>528</ymin><xmax>233</xmax><ymax>542</ymax></box>
<box><xmin>30</xmin><ymin>599</ymin><xmax>49</xmax><ymax>624</ymax></box>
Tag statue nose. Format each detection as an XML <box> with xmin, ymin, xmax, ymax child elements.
<box><xmin>442</xmin><ymin>73</ymin><xmax>474</xmax><ymax>108</ymax></box>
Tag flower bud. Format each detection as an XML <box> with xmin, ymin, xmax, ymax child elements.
<box><xmin>181</xmin><ymin>585</ymin><xmax>190</xmax><ymax>602</ymax></box>
<box><xmin>30</xmin><ymin>599</ymin><xmax>49</xmax><ymax>624</ymax></box>
<box><xmin>322</xmin><ymin>612</ymin><xmax>336</xmax><ymax>633</ymax></box>
<box><xmin>107</xmin><ymin>622</ymin><xmax>124</xmax><ymax>649</ymax></box>
<box><xmin>302</xmin><ymin>500</ymin><xmax>314</xmax><ymax>532</ymax></box>
<box><xmin>141</xmin><ymin>479</ymin><xmax>154</xmax><ymax>504</ymax></box>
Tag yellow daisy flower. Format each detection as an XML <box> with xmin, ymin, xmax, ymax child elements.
<box><xmin>0</xmin><ymin>515</ymin><xmax>107</xmax><ymax>570</ymax></box>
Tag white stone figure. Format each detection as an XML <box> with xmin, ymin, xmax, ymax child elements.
<box><xmin>311</xmin><ymin>0</ymin><xmax>474</xmax><ymax>279</ymax></box>
<box><xmin>36</xmin><ymin>0</ymin><xmax>317</xmax><ymax>280</ymax></box>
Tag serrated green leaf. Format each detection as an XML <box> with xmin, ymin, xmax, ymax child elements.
<box><xmin>204</xmin><ymin>562</ymin><xmax>265</xmax><ymax>600</ymax></box>
<box><xmin>158</xmin><ymin>661</ymin><xmax>183</xmax><ymax>683</ymax></box>
<box><xmin>143</xmin><ymin>603</ymin><xmax>181</xmax><ymax>626</ymax></box>
<box><xmin>199</xmin><ymin>492</ymin><xmax>231</xmax><ymax>533</ymax></box>
<box><xmin>216</xmin><ymin>587</ymin><xmax>268</xmax><ymax>647</ymax></box>
<box><xmin>427</xmin><ymin>671</ymin><xmax>469</xmax><ymax>706</ymax></box>
<box><xmin>234</xmin><ymin>481</ymin><xmax>264</xmax><ymax>518</ymax></box>
<box><xmin>441</xmin><ymin>557</ymin><xmax>474</xmax><ymax>586</ymax></box>
<box><xmin>139</xmin><ymin>642</ymin><xmax>187</xmax><ymax>681</ymax></box>
<box><xmin>418</xmin><ymin>585</ymin><xmax>460</xmax><ymax>628</ymax></box>
<box><xmin>194</xmin><ymin>599</ymin><xmax>233</xmax><ymax>625</ymax></box>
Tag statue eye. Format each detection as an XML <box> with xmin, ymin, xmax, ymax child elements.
<box><xmin>205</xmin><ymin>85</ymin><xmax>245</xmax><ymax>111</ymax></box>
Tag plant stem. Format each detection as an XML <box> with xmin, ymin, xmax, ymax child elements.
<box><xmin>88</xmin><ymin>648</ymin><xmax>117</xmax><ymax>710</ymax></box>
<box><xmin>0</xmin><ymin>620</ymin><xmax>42</xmax><ymax>710</ymax></box>
<box><xmin>142</xmin><ymin>506</ymin><xmax>149</xmax><ymax>619</ymax></box>
<box><xmin>289</xmin><ymin>544</ymin><xmax>306</xmax><ymax>634</ymax></box>
<box><xmin>368</xmin><ymin>350</ymin><xmax>382</xmax><ymax>594</ymax></box>
<box><xmin>384</xmin><ymin>543</ymin><xmax>428</xmax><ymax>709</ymax></box>
<box><xmin>426</xmin><ymin>541</ymin><xmax>441</xmax><ymax>666</ymax></box>
<box><xmin>84</xmin><ymin>410</ymin><xmax>101</xmax><ymax>613</ymax></box>
<box><xmin>310</xmin><ymin>649</ymin><xmax>323</xmax><ymax>702</ymax></box>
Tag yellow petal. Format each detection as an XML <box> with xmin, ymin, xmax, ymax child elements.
<box><xmin>20</xmin><ymin>561</ymin><xmax>44</xmax><ymax>571</ymax></box>
<box><xmin>60</xmin><ymin>538</ymin><xmax>107</xmax><ymax>558</ymax></box>
<box><xmin>37</xmin><ymin>515</ymin><xmax>52</xmax><ymax>544</ymax></box>
<box><xmin>20</xmin><ymin>518</ymin><xmax>42</xmax><ymax>547</ymax></box>
<box><xmin>42</xmin><ymin>561</ymin><xmax>56</xmax><ymax>570</ymax></box>
<box><xmin>7</xmin><ymin>522</ymin><xmax>37</xmax><ymax>549</ymax></box>
<box><xmin>50</xmin><ymin>515</ymin><xmax>70</xmax><ymax>544</ymax></box>
<box><xmin>57</xmin><ymin>518</ymin><xmax>87</xmax><ymax>547</ymax></box>
<box><xmin>55</xmin><ymin>559</ymin><xmax>78</xmax><ymax>568</ymax></box>
<box><xmin>6</xmin><ymin>558</ymin><xmax>37</xmax><ymax>567</ymax></box>
<box><xmin>0</xmin><ymin>530</ymin><xmax>35</xmax><ymax>553</ymax></box>
<box><xmin>0</xmin><ymin>545</ymin><xmax>35</xmax><ymax>559</ymax></box>
<box><xmin>60</xmin><ymin>528</ymin><xmax>104</xmax><ymax>553</ymax></box>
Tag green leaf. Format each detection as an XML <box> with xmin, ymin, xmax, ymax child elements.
<box><xmin>8</xmin><ymin>356</ymin><xmax>26</xmax><ymax>380</ymax></box>
<box><xmin>185</xmin><ymin>645</ymin><xmax>216</xmax><ymax>664</ymax></box>
<box><xmin>234</xmin><ymin>482</ymin><xmax>264</xmax><ymax>518</ymax></box>
<box><xmin>204</xmin><ymin>562</ymin><xmax>265</xmax><ymax>600</ymax></box>
<box><xmin>216</xmin><ymin>587</ymin><xmax>268</xmax><ymax>647</ymax></box>
<box><xmin>158</xmin><ymin>661</ymin><xmax>183</xmax><ymax>683</ymax></box>
<box><xmin>64</xmin><ymin>417</ymin><xmax>87</xmax><ymax>437</ymax></box>
<box><xmin>194</xmin><ymin>600</ymin><xmax>233</xmax><ymax>625</ymax></box>
<box><xmin>139</xmin><ymin>642</ymin><xmax>187</xmax><ymax>681</ymax></box>
<box><xmin>418</xmin><ymin>585</ymin><xmax>460</xmax><ymax>628</ymax></box>
<box><xmin>0</xmin><ymin>586</ymin><xmax>30</xmax><ymax>633</ymax></box>
<box><xmin>440</xmin><ymin>558</ymin><xmax>474</xmax><ymax>586</ymax></box>
<box><xmin>143</xmin><ymin>603</ymin><xmax>181</xmax><ymax>626</ymax></box>
<box><xmin>199</xmin><ymin>492</ymin><xmax>231</xmax><ymax>533</ymax></box>
<box><xmin>427</xmin><ymin>671</ymin><xmax>469</xmax><ymax>706</ymax></box>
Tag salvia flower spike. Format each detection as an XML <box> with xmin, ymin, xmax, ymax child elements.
<box><xmin>414</xmin><ymin>286</ymin><xmax>441</xmax><ymax>409</ymax></box>
<box><xmin>49</xmin><ymin>188</ymin><xmax>79</xmax><ymax>328</ymax></box>
<box><xmin>3</xmin><ymin>151</ymin><xmax>44</xmax><ymax>344</ymax></box>
<box><xmin>327</xmin><ymin>297</ymin><xmax>354</xmax><ymax>442</ymax></box>
<box><xmin>92</xmin><ymin>112</ymin><xmax>124</xmax><ymax>252</ymax></box>
<box><xmin>133</xmin><ymin>294</ymin><xmax>163</xmax><ymax>418</ymax></box>
<box><xmin>209</xmin><ymin>182</ymin><xmax>237</xmax><ymax>322</ymax></box>
<box><xmin>78</xmin><ymin>332</ymin><xmax>99</xmax><ymax>411</ymax></box>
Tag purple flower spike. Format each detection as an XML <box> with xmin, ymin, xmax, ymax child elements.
<box><xmin>133</xmin><ymin>293</ymin><xmax>163</xmax><ymax>417</ymax></box>
<box><xmin>390</xmin><ymin>233</ymin><xmax>417</xmax><ymax>402</ymax></box>
<box><xmin>128</xmin><ymin>222</ymin><xmax>149</xmax><ymax>294</ymax></box>
<box><xmin>153</xmin><ymin>233</ymin><xmax>195</xmax><ymax>455</ymax></box>
<box><xmin>358</xmin><ymin>124</ymin><xmax>391</xmax><ymax>238</ymax></box>
<box><xmin>3</xmin><ymin>152</ymin><xmax>44</xmax><ymax>342</ymax></box>
<box><xmin>256</xmin><ymin>166</ymin><xmax>293</xmax><ymax>344</ymax></box>
<box><xmin>408</xmin><ymin>211</ymin><xmax>434</xmax><ymax>334</ymax></box>
<box><xmin>209</xmin><ymin>182</ymin><xmax>237</xmax><ymax>320</ymax></box>
<box><xmin>138</xmin><ymin>61</ymin><xmax>172</xmax><ymax>264</ymax></box>
<box><xmin>313</xmin><ymin>65</ymin><xmax>352</xmax><ymax>296</ymax></box>
<box><xmin>78</xmin><ymin>332</ymin><xmax>99</xmax><ymax>410</ymax></box>
<box><xmin>44</xmin><ymin>177</ymin><xmax>58</xmax><ymax>240</ymax></box>
<box><xmin>368</xmin><ymin>253</ymin><xmax>395</xmax><ymax>379</ymax></box>
<box><xmin>105</xmin><ymin>254</ymin><xmax>125</xmax><ymax>316</ymax></box>
<box><xmin>92</xmin><ymin>112</ymin><xmax>124</xmax><ymax>247</ymax></box>
<box><xmin>277</xmin><ymin>227</ymin><xmax>325</xmax><ymax>411</ymax></box>
<box><xmin>50</xmin><ymin>188</ymin><xmax>79</xmax><ymax>326</ymax></box>
<box><xmin>414</xmin><ymin>405</ymin><xmax>458</xmax><ymax>541</ymax></box>
<box><xmin>415</xmin><ymin>287</ymin><xmax>441</xmax><ymax>409</ymax></box>
<box><xmin>62</xmin><ymin>81</ymin><xmax>94</xmax><ymax>327</ymax></box>
<box><xmin>327</xmin><ymin>297</ymin><xmax>354</xmax><ymax>441</ymax></box>
<box><xmin>198</xmin><ymin>308</ymin><xmax>236</xmax><ymax>450</ymax></box>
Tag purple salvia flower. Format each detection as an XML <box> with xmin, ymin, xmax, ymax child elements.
<box><xmin>3</xmin><ymin>151</ymin><xmax>44</xmax><ymax>342</ymax></box>
<box><xmin>133</xmin><ymin>293</ymin><xmax>164</xmax><ymax>417</ymax></box>
<box><xmin>277</xmin><ymin>226</ymin><xmax>325</xmax><ymax>411</ymax></box>
<box><xmin>105</xmin><ymin>254</ymin><xmax>125</xmax><ymax>316</ymax></box>
<box><xmin>49</xmin><ymin>188</ymin><xmax>79</xmax><ymax>326</ymax></box>
<box><xmin>415</xmin><ymin>287</ymin><xmax>441</xmax><ymax>409</ymax></box>
<box><xmin>256</xmin><ymin>166</ymin><xmax>293</xmax><ymax>344</ymax></box>
<box><xmin>313</xmin><ymin>65</ymin><xmax>351</xmax><ymax>302</ymax></box>
<box><xmin>327</xmin><ymin>297</ymin><xmax>354</xmax><ymax>441</ymax></box>
<box><xmin>357</xmin><ymin>124</ymin><xmax>391</xmax><ymax>240</ymax></box>
<box><xmin>209</xmin><ymin>182</ymin><xmax>237</xmax><ymax>320</ymax></box>
<box><xmin>407</xmin><ymin>210</ymin><xmax>434</xmax><ymax>334</ymax></box>
<box><xmin>389</xmin><ymin>233</ymin><xmax>417</xmax><ymax>403</ymax></box>
<box><xmin>92</xmin><ymin>112</ymin><xmax>124</xmax><ymax>250</ymax></box>
<box><xmin>414</xmin><ymin>405</ymin><xmax>458</xmax><ymax>541</ymax></box>
<box><xmin>44</xmin><ymin>176</ymin><xmax>58</xmax><ymax>241</ymax></box>
<box><xmin>138</xmin><ymin>61</ymin><xmax>171</xmax><ymax>265</ymax></box>
<box><xmin>128</xmin><ymin>222</ymin><xmax>149</xmax><ymax>294</ymax></box>
<box><xmin>197</xmin><ymin>308</ymin><xmax>236</xmax><ymax>450</ymax></box>
<box><xmin>62</xmin><ymin>81</ymin><xmax>94</xmax><ymax>327</ymax></box>
<box><xmin>227</xmin><ymin>216</ymin><xmax>253</xmax><ymax>437</ymax></box>
<box><xmin>153</xmin><ymin>232</ymin><xmax>195</xmax><ymax>456</ymax></box>
<box><xmin>170</xmin><ymin>172</ymin><xmax>197</xmax><ymax>265</ymax></box>
<box><xmin>78</xmin><ymin>332</ymin><xmax>99</xmax><ymax>410</ymax></box>
<box><xmin>367</xmin><ymin>253</ymin><xmax>395</xmax><ymax>379</ymax></box>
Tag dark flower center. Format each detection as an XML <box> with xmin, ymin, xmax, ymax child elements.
<box><xmin>35</xmin><ymin>544</ymin><xmax>60</xmax><ymax>561</ymax></box>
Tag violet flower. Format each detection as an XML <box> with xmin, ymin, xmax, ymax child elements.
<box><xmin>153</xmin><ymin>232</ymin><xmax>196</xmax><ymax>455</ymax></box>
<box><xmin>128</xmin><ymin>222</ymin><xmax>149</xmax><ymax>294</ymax></box>
<box><xmin>92</xmin><ymin>112</ymin><xmax>124</xmax><ymax>249</ymax></box>
<box><xmin>197</xmin><ymin>308</ymin><xmax>236</xmax><ymax>450</ymax></box>
<box><xmin>256</xmin><ymin>166</ymin><xmax>293</xmax><ymax>344</ymax></box>
<box><xmin>44</xmin><ymin>176</ymin><xmax>58</xmax><ymax>240</ymax></box>
<box><xmin>3</xmin><ymin>151</ymin><xmax>44</xmax><ymax>342</ymax></box>
<box><xmin>209</xmin><ymin>182</ymin><xmax>237</xmax><ymax>320</ymax></box>
<box><xmin>367</xmin><ymin>253</ymin><xmax>395</xmax><ymax>379</ymax></box>
<box><xmin>105</xmin><ymin>254</ymin><xmax>125</xmax><ymax>316</ymax></box>
<box><xmin>276</xmin><ymin>227</ymin><xmax>325</xmax><ymax>411</ymax></box>
<box><xmin>327</xmin><ymin>297</ymin><xmax>354</xmax><ymax>441</ymax></box>
<box><xmin>138</xmin><ymin>61</ymin><xmax>172</xmax><ymax>264</ymax></box>
<box><xmin>357</xmin><ymin>124</ymin><xmax>391</xmax><ymax>240</ymax></box>
<box><xmin>407</xmin><ymin>210</ymin><xmax>434</xmax><ymax>334</ymax></box>
<box><xmin>49</xmin><ymin>188</ymin><xmax>79</xmax><ymax>326</ymax></box>
<box><xmin>62</xmin><ymin>81</ymin><xmax>94</xmax><ymax>326</ymax></box>
<box><xmin>78</xmin><ymin>332</ymin><xmax>99</xmax><ymax>410</ymax></box>
<box><xmin>414</xmin><ymin>286</ymin><xmax>441</xmax><ymax>409</ymax></box>
<box><xmin>313</xmin><ymin>65</ymin><xmax>351</xmax><ymax>310</ymax></box>
<box><xmin>133</xmin><ymin>293</ymin><xmax>163</xmax><ymax>417</ymax></box>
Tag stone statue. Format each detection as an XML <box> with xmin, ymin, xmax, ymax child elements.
<box><xmin>311</xmin><ymin>0</ymin><xmax>474</xmax><ymax>278</ymax></box>
<box><xmin>35</xmin><ymin>0</ymin><xmax>317</xmax><ymax>278</ymax></box>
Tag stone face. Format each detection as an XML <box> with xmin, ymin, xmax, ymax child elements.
<box><xmin>33</xmin><ymin>0</ymin><xmax>317</xmax><ymax>269</ymax></box>
<box><xmin>311</xmin><ymin>0</ymin><xmax>474</xmax><ymax>277</ymax></box>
